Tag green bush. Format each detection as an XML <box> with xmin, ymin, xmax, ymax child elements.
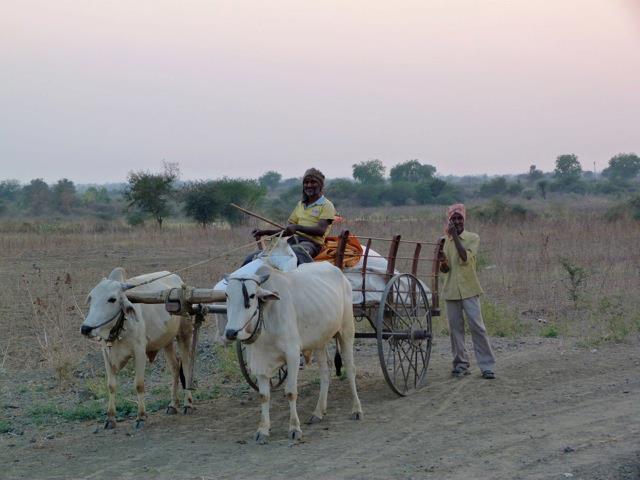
<box><xmin>0</xmin><ymin>419</ymin><xmax>11</xmax><ymax>433</ymax></box>
<box><xmin>472</xmin><ymin>199</ymin><xmax>532</xmax><ymax>224</ymax></box>
<box><xmin>541</xmin><ymin>324</ymin><xmax>559</xmax><ymax>338</ymax></box>
<box><xmin>126</xmin><ymin>210</ymin><xmax>146</xmax><ymax>226</ymax></box>
<box><xmin>480</xmin><ymin>300</ymin><xmax>523</xmax><ymax>337</ymax></box>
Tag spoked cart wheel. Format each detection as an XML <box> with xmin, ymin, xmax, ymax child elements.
<box><xmin>236</xmin><ymin>341</ymin><xmax>287</xmax><ymax>391</ymax></box>
<box><xmin>376</xmin><ymin>273</ymin><xmax>433</xmax><ymax>396</ymax></box>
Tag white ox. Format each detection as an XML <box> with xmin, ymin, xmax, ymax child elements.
<box><xmin>224</xmin><ymin>262</ymin><xmax>363</xmax><ymax>443</ymax></box>
<box><xmin>80</xmin><ymin>268</ymin><xmax>194</xmax><ymax>429</ymax></box>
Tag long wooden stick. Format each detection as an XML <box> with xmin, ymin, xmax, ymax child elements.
<box><xmin>230</xmin><ymin>203</ymin><xmax>284</xmax><ymax>229</ymax></box>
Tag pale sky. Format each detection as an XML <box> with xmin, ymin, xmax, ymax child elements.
<box><xmin>1</xmin><ymin>0</ymin><xmax>639</xmax><ymax>184</ymax></box>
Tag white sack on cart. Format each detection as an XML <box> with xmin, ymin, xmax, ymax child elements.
<box><xmin>342</xmin><ymin>248</ymin><xmax>432</xmax><ymax>305</ymax></box>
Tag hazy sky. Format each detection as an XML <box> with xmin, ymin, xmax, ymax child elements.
<box><xmin>2</xmin><ymin>0</ymin><xmax>639</xmax><ymax>184</ymax></box>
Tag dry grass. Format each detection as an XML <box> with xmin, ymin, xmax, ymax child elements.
<box><xmin>1</xmin><ymin>198</ymin><xmax>638</xmax><ymax>377</ymax></box>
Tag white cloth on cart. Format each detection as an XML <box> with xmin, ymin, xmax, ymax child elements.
<box><xmin>342</xmin><ymin>248</ymin><xmax>431</xmax><ymax>305</ymax></box>
<box><xmin>213</xmin><ymin>239</ymin><xmax>298</xmax><ymax>291</ymax></box>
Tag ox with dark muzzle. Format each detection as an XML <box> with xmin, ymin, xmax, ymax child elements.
<box><xmin>81</xmin><ymin>267</ymin><xmax>194</xmax><ymax>429</ymax></box>
<box><xmin>224</xmin><ymin>262</ymin><xmax>363</xmax><ymax>444</ymax></box>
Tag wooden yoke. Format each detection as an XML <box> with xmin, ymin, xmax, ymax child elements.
<box><xmin>125</xmin><ymin>287</ymin><xmax>226</xmax><ymax>306</ymax></box>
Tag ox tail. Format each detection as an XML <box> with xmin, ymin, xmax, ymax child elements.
<box><xmin>179</xmin><ymin>361</ymin><xmax>186</xmax><ymax>390</ymax></box>
<box><xmin>334</xmin><ymin>351</ymin><xmax>342</xmax><ymax>377</ymax></box>
<box><xmin>334</xmin><ymin>339</ymin><xmax>343</xmax><ymax>377</ymax></box>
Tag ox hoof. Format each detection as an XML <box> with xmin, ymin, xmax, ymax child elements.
<box><xmin>255</xmin><ymin>432</ymin><xmax>269</xmax><ymax>445</ymax></box>
<box><xmin>104</xmin><ymin>419</ymin><xmax>116</xmax><ymax>430</ymax></box>
<box><xmin>288</xmin><ymin>429</ymin><xmax>302</xmax><ymax>441</ymax></box>
<box><xmin>182</xmin><ymin>405</ymin><xmax>194</xmax><ymax>415</ymax></box>
<box><xmin>350</xmin><ymin>412</ymin><xmax>362</xmax><ymax>421</ymax></box>
<box><xmin>166</xmin><ymin>406</ymin><xmax>178</xmax><ymax>415</ymax></box>
<box><xmin>305</xmin><ymin>415</ymin><xmax>322</xmax><ymax>425</ymax></box>
<box><xmin>134</xmin><ymin>419</ymin><xmax>145</xmax><ymax>430</ymax></box>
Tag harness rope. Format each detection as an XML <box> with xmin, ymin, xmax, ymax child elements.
<box><xmin>121</xmin><ymin>231</ymin><xmax>286</xmax><ymax>290</ymax></box>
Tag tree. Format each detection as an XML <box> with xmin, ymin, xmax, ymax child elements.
<box><xmin>21</xmin><ymin>178</ymin><xmax>51</xmax><ymax>215</ymax></box>
<box><xmin>352</xmin><ymin>159</ymin><xmax>385</xmax><ymax>184</ymax></box>
<box><xmin>389</xmin><ymin>160</ymin><xmax>436</xmax><ymax>183</ymax></box>
<box><xmin>507</xmin><ymin>180</ymin><xmax>524</xmax><ymax>196</ymax></box>
<box><xmin>125</xmin><ymin>162</ymin><xmax>179</xmax><ymax>228</ymax></box>
<box><xmin>182</xmin><ymin>181</ymin><xmax>222</xmax><ymax>227</ymax></box>
<box><xmin>479</xmin><ymin>177</ymin><xmax>508</xmax><ymax>197</ymax></box>
<box><xmin>258</xmin><ymin>171</ymin><xmax>282</xmax><ymax>190</ymax></box>
<box><xmin>0</xmin><ymin>180</ymin><xmax>20</xmax><ymax>202</ymax></box>
<box><xmin>554</xmin><ymin>154</ymin><xmax>582</xmax><ymax>182</ymax></box>
<box><xmin>382</xmin><ymin>182</ymin><xmax>415</xmax><ymax>206</ymax></box>
<box><xmin>215</xmin><ymin>178</ymin><xmax>266</xmax><ymax>224</ymax></box>
<box><xmin>428</xmin><ymin>178</ymin><xmax>448</xmax><ymax>198</ymax></box>
<box><xmin>537</xmin><ymin>180</ymin><xmax>548</xmax><ymax>199</ymax></box>
<box><xmin>82</xmin><ymin>186</ymin><xmax>111</xmax><ymax>205</ymax></box>
<box><xmin>325</xmin><ymin>178</ymin><xmax>356</xmax><ymax>203</ymax></box>
<box><xmin>52</xmin><ymin>178</ymin><xmax>76</xmax><ymax>214</ymax></box>
<box><xmin>528</xmin><ymin>165</ymin><xmax>543</xmax><ymax>182</ymax></box>
<box><xmin>601</xmin><ymin>153</ymin><xmax>640</xmax><ymax>183</ymax></box>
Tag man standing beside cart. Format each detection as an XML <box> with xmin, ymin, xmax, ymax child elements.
<box><xmin>245</xmin><ymin>167</ymin><xmax>336</xmax><ymax>265</ymax></box>
<box><xmin>438</xmin><ymin>203</ymin><xmax>497</xmax><ymax>380</ymax></box>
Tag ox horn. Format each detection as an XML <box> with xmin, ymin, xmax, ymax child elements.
<box><xmin>120</xmin><ymin>282</ymin><xmax>136</xmax><ymax>291</ymax></box>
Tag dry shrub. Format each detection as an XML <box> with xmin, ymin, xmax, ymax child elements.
<box><xmin>22</xmin><ymin>272</ymin><xmax>88</xmax><ymax>381</ymax></box>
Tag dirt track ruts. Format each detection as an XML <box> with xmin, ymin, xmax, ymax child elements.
<box><xmin>2</xmin><ymin>337</ymin><xmax>639</xmax><ymax>480</ymax></box>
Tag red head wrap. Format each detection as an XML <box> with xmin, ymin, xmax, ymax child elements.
<box><xmin>444</xmin><ymin>203</ymin><xmax>466</xmax><ymax>235</ymax></box>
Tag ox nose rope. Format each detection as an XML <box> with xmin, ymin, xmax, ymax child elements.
<box><xmin>87</xmin><ymin>308</ymin><xmax>122</xmax><ymax>331</ymax></box>
<box><xmin>85</xmin><ymin>299</ymin><xmax>127</xmax><ymax>345</ymax></box>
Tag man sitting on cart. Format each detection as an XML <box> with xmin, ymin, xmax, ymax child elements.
<box><xmin>244</xmin><ymin>168</ymin><xmax>336</xmax><ymax>266</ymax></box>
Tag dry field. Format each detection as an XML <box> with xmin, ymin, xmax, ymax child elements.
<box><xmin>1</xmin><ymin>198</ymin><xmax>639</xmax><ymax>479</ymax></box>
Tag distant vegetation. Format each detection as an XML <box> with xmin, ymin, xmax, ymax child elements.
<box><xmin>1</xmin><ymin>153</ymin><xmax>639</xmax><ymax>227</ymax></box>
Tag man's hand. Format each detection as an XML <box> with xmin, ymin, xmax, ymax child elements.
<box><xmin>447</xmin><ymin>221</ymin><xmax>457</xmax><ymax>237</ymax></box>
<box><xmin>438</xmin><ymin>250</ymin><xmax>450</xmax><ymax>273</ymax></box>
<box><xmin>252</xmin><ymin>228</ymin><xmax>264</xmax><ymax>240</ymax></box>
<box><xmin>282</xmin><ymin>224</ymin><xmax>298</xmax><ymax>236</ymax></box>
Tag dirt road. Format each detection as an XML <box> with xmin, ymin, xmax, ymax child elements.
<box><xmin>2</xmin><ymin>337</ymin><xmax>639</xmax><ymax>480</ymax></box>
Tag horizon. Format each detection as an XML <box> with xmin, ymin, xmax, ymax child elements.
<box><xmin>2</xmin><ymin>160</ymin><xmax>606</xmax><ymax>187</ymax></box>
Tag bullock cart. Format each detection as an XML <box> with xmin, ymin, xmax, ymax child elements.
<box><xmin>125</xmin><ymin>230</ymin><xmax>442</xmax><ymax>397</ymax></box>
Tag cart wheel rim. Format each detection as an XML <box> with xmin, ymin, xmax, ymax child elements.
<box><xmin>236</xmin><ymin>341</ymin><xmax>287</xmax><ymax>391</ymax></box>
<box><xmin>376</xmin><ymin>273</ymin><xmax>432</xmax><ymax>396</ymax></box>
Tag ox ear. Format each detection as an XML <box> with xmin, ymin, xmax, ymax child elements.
<box><xmin>121</xmin><ymin>294</ymin><xmax>138</xmax><ymax>322</ymax></box>
<box><xmin>108</xmin><ymin>267</ymin><xmax>126</xmax><ymax>282</ymax></box>
<box><xmin>256</xmin><ymin>287</ymin><xmax>279</xmax><ymax>302</ymax></box>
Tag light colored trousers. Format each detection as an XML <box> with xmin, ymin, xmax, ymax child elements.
<box><xmin>446</xmin><ymin>296</ymin><xmax>496</xmax><ymax>372</ymax></box>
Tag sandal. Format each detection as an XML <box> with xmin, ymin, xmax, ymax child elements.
<box><xmin>481</xmin><ymin>370</ymin><xmax>496</xmax><ymax>380</ymax></box>
<box><xmin>452</xmin><ymin>367</ymin><xmax>470</xmax><ymax>378</ymax></box>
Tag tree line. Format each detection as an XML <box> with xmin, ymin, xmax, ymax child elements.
<box><xmin>1</xmin><ymin>153</ymin><xmax>638</xmax><ymax>227</ymax></box>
